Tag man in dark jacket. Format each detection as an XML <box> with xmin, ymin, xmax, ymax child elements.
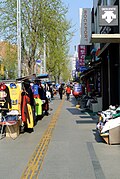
<box><xmin>58</xmin><ymin>84</ymin><xmax>64</xmax><ymax>100</ymax></box>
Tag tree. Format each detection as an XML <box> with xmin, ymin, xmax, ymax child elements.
<box><xmin>0</xmin><ymin>41</ymin><xmax>17</xmax><ymax>79</ymax></box>
<box><xmin>0</xmin><ymin>0</ymin><xmax>72</xmax><ymax>79</ymax></box>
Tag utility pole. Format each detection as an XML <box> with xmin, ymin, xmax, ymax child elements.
<box><xmin>17</xmin><ymin>0</ymin><xmax>21</xmax><ymax>78</ymax></box>
<box><xmin>43</xmin><ymin>37</ymin><xmax>46</xmax><ymax>74</ymax></box>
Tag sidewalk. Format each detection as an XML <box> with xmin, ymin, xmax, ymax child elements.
<box><xmin>39</xmin><ymin>96</ymin><xmax>120</xmax><ymax>179</ymax></box>
<box><xmin>0</xmin><ymin>95</ymin><xmax>120</xmax><ymax>179</ymax></box>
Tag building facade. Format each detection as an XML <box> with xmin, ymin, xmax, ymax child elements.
<box><xmin>91</xmin><ymin>0</ymin><xmax>120</xmax><ymax>110</ymax></box>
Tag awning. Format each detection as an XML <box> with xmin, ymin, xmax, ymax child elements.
<box><xmin>16</xmin><ymin>74</ymin><xmax>36</xmax><ymax>81</ymax></box>
<box><xmin>80</xmin><ymin>59</ymin><xmax>102</xmax><ymax>79</ymax></box>
<box><xmin>91</xmin><ymin>34</ymin><xmax>120</xmax><ymax>43</ymax></box>
<box><xmin>80</xmin><ymin>67</ymin><xmax>94</xmax><ymax>79</ymax></box>
<box><xmin>37</xmin><ymin>73</ymin><xmax>49</xmax><ymax>79</ymax></box>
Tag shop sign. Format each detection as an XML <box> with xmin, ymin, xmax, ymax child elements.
<box><xmin>79</xmin><ymin>8</ymin><xmax>92</xmax><ymax>45</ymax></box>
<box><xmin>76</xmin><ymin>59</ymin><xmax>80</xmax><ymax>72</ymax></box>
<box><xmin>99</xmin><ymin>6</ymin><xmax>118</xmax><ymax>26</ymax></box>
<box><xmin>100</xmin><ymin>26</ymin><xmax>112</xmax><ymax>34</ymax></box>
<box><xmin>97</xmin><ymin>71</ymin><xmax>101</xmax><ymax>93</ymax></box>
<box><xmin>78</xmin><ymin>45</ymin><xmax>86</xmax><ymax>67</ymax></box>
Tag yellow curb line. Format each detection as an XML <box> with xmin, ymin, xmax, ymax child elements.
<box><xmin>21</xmin><ymin>98</ymin><xmax>64</xmax><ymax>179</ymax></box>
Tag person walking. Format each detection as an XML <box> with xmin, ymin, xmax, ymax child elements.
<box><xmin>58</xmin><ymin>84</ymin><xmax>64</xmax><ymax>100</ymax></box>
<box><xmin>66</xmin><ymin>85</ymin><xmax>71</xmax><ymax>100</ymax></box>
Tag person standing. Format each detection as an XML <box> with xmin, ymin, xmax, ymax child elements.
<box><xmin>66</xmin><ymin>85</ymin><xmax>71</xmax><ymax>100</ymax></box>
<box><xmin>58</xmin><ymin>84</ymin><xmax>64</xmax><ymax>99</ymax></box>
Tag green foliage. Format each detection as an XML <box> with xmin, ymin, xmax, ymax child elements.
<box><xmin>0</xmin><ymin>0</ymin><xmax>73</xmax><ymax>80</ymax></box>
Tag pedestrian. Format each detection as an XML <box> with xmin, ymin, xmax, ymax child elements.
<box><xmin>66</xmin><ymin>85</ymin><xmax>71</xmax><ymax>100</ymax></box>
<box><xmin>58</xmin><ymin>84</ymin><xmax>64</xmax><ymax>99</ymax></box>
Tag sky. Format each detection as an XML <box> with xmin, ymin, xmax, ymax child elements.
<box><xmin>62</xmin><ymin>0</ymin><xmax>93</xmax><ymax>56</ymax></box>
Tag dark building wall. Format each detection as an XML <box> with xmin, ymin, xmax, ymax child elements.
<box><xmin>101</xmin><ymin>50</ymin><xmax>109</xmax><ymax>110</ymax></box>
<box><xmin>101</xmin><ymin>43</ymin><xmax>119</xmax><ymax>110</ymax></box>
<box><xmin>109</xmin><ymin>44</ymin><xmax>119</xmax><ymax>106</ymax></box>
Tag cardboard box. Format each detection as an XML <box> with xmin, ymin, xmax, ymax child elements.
<box><xmin>100</xmin><ymin>126</ymin><xmax>120</xmax><ymax>145</ymax></box>
<box><xmin>109</xmin><ymin>126</ymin><xmax>120</xmax><ymax>145</ymax></box>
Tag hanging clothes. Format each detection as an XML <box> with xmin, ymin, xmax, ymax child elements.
<box><xmin>0</xmin><ymin>82</ymin><xmax>11</xmax><ymax>110</ymax></box>
<box><xmin>34</xmin><ymin>98</ymin><xmax>43</xmax><ymax>116</ymax></box>
<box><xmin>8</xmin><ymin>82</ymin><xmax>21</xmax><ymax>113</ymax></box>
<box><xmin>21</xmin><ymin>80</ymin><xmax>34</xmax><ymax>129</ymax></box>
<box><xmin>21</xmin><ymin>91</ymin><xmax>34</xmax><ymax>129</ymax></box>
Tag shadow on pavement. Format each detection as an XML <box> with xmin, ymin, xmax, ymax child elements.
<box><xmin>76</xmin><ymin>120</ymin><xmax>97</xmax><ymax>124</ymax></box>
<box><xmin>92</xmin><ymin>129</ymin><xmax>106</xmax><ymax>143</ymax></box>
<box><xmin>67</xmin><ymin>102</ymin><xmax>106</xmax><ymax>144</ymax></box>
<box><xmin>67</xmin><ymin>108</ymin><xmax>83</xmax><ymax>115</ymax></box>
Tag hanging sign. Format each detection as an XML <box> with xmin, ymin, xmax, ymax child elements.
<box><xmin>79</xmin><ymin>8</ymin><xmax>92</xmax><ymax>45</ymax></box>
<box><xmin>99</xmin><ymin>6</ymin><xmax>118</xmax><ymax>26</ymax></box>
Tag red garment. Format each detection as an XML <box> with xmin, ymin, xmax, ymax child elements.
<box><xmin>21</xmin><ymin>92</ymin><xmax>30</xmax><ymax>122</ymax></box>
<box><xmin>66</xmin><ymin>87</ymin><xmax>71</xmax><ymax>94</ymax></box>
<box><xmin>33</xmin><ymin>94</ymin><xmax>40</xmax><ymax>98</ymax></box>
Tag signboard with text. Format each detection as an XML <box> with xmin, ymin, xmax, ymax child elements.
<box><xmin>79</xmin><ymin>8</ymin><xmax>92</xmax><ymax>45</ymax></box>
<box><xmin>78</xmin><ymin>45</ymin><xmax>86</xmax><ymax>70</ymax></box>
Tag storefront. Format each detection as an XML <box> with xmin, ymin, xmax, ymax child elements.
<box><xmin>80</xmin><ymin>59</ymin><xmax>102</xmax><ymax>97</ymax></box>
<box><xmin>93</xmin><ymin>42</ymin><xmax>119</xmax><ymax>110</ymax></box>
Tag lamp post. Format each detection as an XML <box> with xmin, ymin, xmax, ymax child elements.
<box><xmin>17</xmin><ymin>0</ymin><xmax>21</xmax><ymax>78</ymax></box>
<box><xmin>43</xmin><ymin>36</ymin><xmax>46</xmax><ymax>74</ymax></box>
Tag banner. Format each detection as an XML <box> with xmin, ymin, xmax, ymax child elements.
<box><xmin>78</xmin><ymin>45</ymin><xmax>86</xmax><ymax>67</ymax></box>
<box><xmin>79</xmin><ymin>8</ymin><xmax>92</xmax><ymax>45</ymax></box>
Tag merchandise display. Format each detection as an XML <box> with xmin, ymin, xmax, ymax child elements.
<box><xmin>8</xmin><ymin>83</ymin><xmax>21</xmax><ymax>112</ymax></box>
<box><xmin>96</xmin><ymin>105</ymin><xmax>120</xmax><ymax>144</ymax></box>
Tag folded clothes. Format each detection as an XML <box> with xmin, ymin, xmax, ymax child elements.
<box><xmin>7</xmin><ymin>110</ymin><xmax>19</xmax><ymax>115</ymax></box>
<box><xmin>5</xmin><ymin>115</ymin><xmax>18</xmax><ymax>121</ymax></box>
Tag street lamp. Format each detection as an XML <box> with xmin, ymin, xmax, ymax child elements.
<box><xmin>17</xmin><ymin>0</ymin><xmax>21</xmax><ymax>78</ymax></box>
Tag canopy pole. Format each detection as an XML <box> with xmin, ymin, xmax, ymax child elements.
<box><xmin>17</xmin><ymin>0</ymin><xmax>21</xmax><ymax>78</ymax></box>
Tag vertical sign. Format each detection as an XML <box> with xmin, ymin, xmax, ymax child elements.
<box><xmin>79</xmin><ymin>8</ymin><xmax>92</xmax><ymax>45</ymax></box>
<box><xmin>78</xmin><ymin>45</ymin><xmax>86</xmax><ymax>67</ymax></box>
<box><xmin>97</xmin><ymin>70</ymin><xmax>101</xmax><ymax>93</ymax></box>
